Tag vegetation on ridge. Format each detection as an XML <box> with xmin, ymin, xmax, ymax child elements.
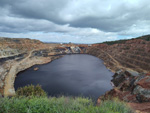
<box><xmin>102</xmin><ymin>35</ymin><xmax>150</xmax><ymax>45</ymax></box>
<box><xmin>103</xmin><ymin>39</ymin><xmax>128</xmax><ymax>45</ymax></box>
<box><xmin>137</xmin><ymin>35</ymin><xmax>150</xmax><ymax>41</ymax></box>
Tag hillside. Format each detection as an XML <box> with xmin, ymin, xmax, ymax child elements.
<box><xmin>102</xmin><ymin>35</ymin><xmax>150</xmax><ymax>45</ymax></box>
<box><xmin>87</xmin><ymin>35</ymin><xmax>150</xmax><ymax>73</ymax></box>
<box><xmin>0</xmin><ymin>36</ymin><xmax>150</xmax><ymax>112</ymax></box>
<box><xmin>86</xmin><ymin>35</ymin><xmax>150</xmax><ymax>112</ymax></box>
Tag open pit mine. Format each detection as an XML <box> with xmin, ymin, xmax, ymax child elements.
<box><xmin>0</xmin><ymin>35</ymin><xmax>150</xmax><ymax>112</ymax></box>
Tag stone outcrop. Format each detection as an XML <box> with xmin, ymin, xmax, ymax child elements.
<box><xmin>97</xmin><ymin>70</ymin><xmax>150</xmax><ymax>112</ymax></box>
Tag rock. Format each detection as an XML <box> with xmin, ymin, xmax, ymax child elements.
<box><xmin>136</xmin><ymin>76</ymin><xmax>150</xmax><ymax>89</ymax></box>
<box><xmin>129</xmin><ymin>102</ymin><xmax>150</xmax><ymax>113</ymax></box>
<box><xmin>99</xmin><ymin>70</ymin><xmax>150</xmax><ymax>103</ymax></box>
<box><xmin>96</xmin><ymin>97</ymin><xmax>102</xmax><ymax>106</ymax></box>
<box><xmin>133</xmin><ymin>85</ymin><xmax>150</xmax><ymax>99</ymax></box>
<box><xmin>111</xmin><ymin>70</ymin><xmax>135</xmax><ymax>91</ymax></box>
<box><xmin>111</xmin><ymin>72</ymin><xmax>126</xmax><ymax>87</ymax></box>
<box><xmin>146</xmin><ymin>72</ymin><xmax>150</xmax><ymax>76</ymax></box>
<box><xmin>0</xmin><ymin>79</ymin><xmax>4</xmax><ymax>88</ymax></box>
<box><xmin>34</xmin><ymin>67</ymin><xmax>39</xmax><ymax>71</ymax></box>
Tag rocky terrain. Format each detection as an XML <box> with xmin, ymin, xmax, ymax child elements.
<box><xmin>0</xmin><ymin>37</ymin><xmax>87</xmax><ymax>96</ymax></box>
<box><xmin>96</xmin><ymin>70</ymin><xmax>150</xmax><ymax>112</ymax></box>
<box><xmin>87</xmin><ymin>35</ymin><xmax>150</xmax><ymax>73</ymax></box>
<box><xmin>0</xmin><ymin>35</ymin><xmax>150</xmax><ymax>112</ymax></box>
<box><xmin>87</xmin><ymin>35</ymin><xmax>150</xmax><ymax>113</ymax></box>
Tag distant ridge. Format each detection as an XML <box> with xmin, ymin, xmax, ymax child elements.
<box><xmin>101</xmin><ymin>35</ymin><xmax>150</xmax><ymax>45</ymax></box>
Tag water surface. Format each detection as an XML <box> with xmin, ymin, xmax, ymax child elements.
<box><xmin>15</xmin><ymin>54</ymin><xmax>113</xmax><ymax>99</ymax></box>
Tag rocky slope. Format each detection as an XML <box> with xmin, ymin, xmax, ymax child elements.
<box><xmin>0</xmin><ymin>37</ymin><xmax>87</xmax><ymax>96</ymax></box>
<box><xmin>1</xmin><ymin>36</ymin><xmax>150</xmax><ymax>112</ymax></box>
<box><xmin>97</xmin><ymin>70</ymin><xmax>150</xmax><ymax>112</ymax></box>
<box><xmin>87</xmin><ymin>35</ymin><xmax>150</xmax><ymax>73</ymax></box>
<box><xmin>88</xmin><ymin>35</ymin><xmax>150</xmax><ymax>112</ymax></box>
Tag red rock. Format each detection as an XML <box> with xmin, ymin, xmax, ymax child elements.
<box><xmin>129</xmin><ymin>102</ymin><xmax>150</xmax><ymax>113</ymax></box>
<box><xmin>137</xmin><ymin>77</ymin><xmax>150</xmax><ymax>89</ymax></box>
<box><xmin>146</xmin><ymin>72</ymin><xmax>150</xmax><ymax>76</ymax></box>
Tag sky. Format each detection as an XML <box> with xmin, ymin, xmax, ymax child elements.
<box><xmin>0</xmin><ymin>0</ymin><xmax>150</xmax><ymax>44</ymax></box>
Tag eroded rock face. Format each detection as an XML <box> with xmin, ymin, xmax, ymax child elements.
<box><xmin>98</xmin><ymin>70</ymin><xmax>150</xmax><ymax>103</ymax></box>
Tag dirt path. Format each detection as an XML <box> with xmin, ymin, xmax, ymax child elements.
<box><xmin>101</xmin><ymin>50</ymin><xmax>145</xmax><ymax>73</ymax></box>
<box><xmin>101</xmin><ymin>50</ymin><xmax>123</xmax><ymax>69</ymax></box>
<box><xmin>4</xmin><ymin>50</ymin><xmax>34</xmax><ymax>96</ymax></box>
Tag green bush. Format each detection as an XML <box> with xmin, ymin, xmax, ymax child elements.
<box><xmin>99</xmin><ymin>98</ymin><xmax>133</xmax><ymax>113</ymax></box>
<box><xmin>101</xmin><ymin>35</ymin><xmax>150</xmax><ymax>45</ymax></box>
<box><xmin>102</xmin><ymin>39</ymin><xmax>128</xmax><ymax>45</ymax></box>
<box><xmin>16</xmin><ymin>84</ymin><xmax>47</xmax><ymax>97</ymax></box>
<box><xmin>4</xmin><ymin>85</ymin><xmax>134</xmax><ymax>112</ymax></box>
<box><xmin>0</xmin><ymin>96</ymin><xmax>133</xmax><ymax>113</ymax></box>
<box><xmin>137</xmin><ymin>35</ymin><xmax>150</xmax><ymax>41</ymax></box>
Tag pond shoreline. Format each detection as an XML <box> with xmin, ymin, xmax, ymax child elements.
<box><xmin>15</xmin><ymin>54</ymin><xmax>114</xmax><ymax>100</ymax></box>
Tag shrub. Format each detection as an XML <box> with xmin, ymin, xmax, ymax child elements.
<box><xmin>99</xmin><ymin>98</ymin><xmax>133</xmax><ymax>113</ymax></box>
<box><xmin>16</xmin><ymin>84</ymin><xmax>47</xmax><ymax>97</ymax></box>
<box><xmin>102</xmin><ymin>39</ymin><xmax>128</xmax><ymax>45</ymax></box>
<box><xmin>7</xmin><ymin>85</ymin><xmax>134</xmax><ymax>112</ymax></box>
<box><xmin>0</xmin><ymin>96</ymin><xmax>134</xmax><ymax>113</ymax></box>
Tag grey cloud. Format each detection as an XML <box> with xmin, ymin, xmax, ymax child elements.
<box><xmin>0</xmin><ymin>14</ymin><xmax>80</xmax><ymax>34</ymax></box>
<box><xmin>4</xmin><ymin>0</ymin><xmax>150</xmax><ymax>33</ymax></box>
<box><xmin>9</xmin><ymin>0</ymin><xmax>69</xmax><ymax>24</ymax></box>
<box><xmin>0</xmin><ymin>0</ymin><xmax>150</xmax><ymax>43</ymax></box>
<box><xmin>69</xmin><ymin>16</ymin><xmax>133</xmax><ymax>32</ymax></box>
<box><xmin>0</xmin><ymin>0</ymin><xmax>12</xmax><ymax>6</ymax></box>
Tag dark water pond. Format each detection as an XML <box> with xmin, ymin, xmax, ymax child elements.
<box><xmin>15</xmin><ymin>54</ymin><xmax>113</xmax><ymax>99</ymax></box>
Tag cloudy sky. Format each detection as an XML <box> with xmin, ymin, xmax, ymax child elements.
<box><xmin>0</xmin><ymin>0</ymin><xmax>150</xmax><ymax>43</ymax></box>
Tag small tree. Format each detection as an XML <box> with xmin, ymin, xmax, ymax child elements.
<box><xmin>16</xmin><ymin>84</ymin><xmax>47</xmax><ymax>97</ymax></box>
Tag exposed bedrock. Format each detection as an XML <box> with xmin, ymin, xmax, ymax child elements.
<box><xmin>97</xmin><ymin>70</ymin><xmax>150</xmax><ymax>104</ymax></box>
